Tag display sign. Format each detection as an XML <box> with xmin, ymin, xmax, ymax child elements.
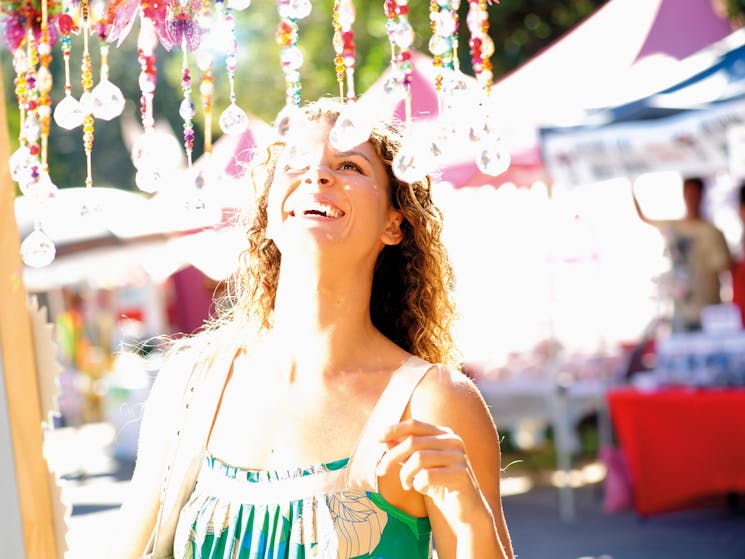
<box><xmin>541</xmin><ymin>97</ymin><xmax>745</xmax><ymax>186</ymax></box>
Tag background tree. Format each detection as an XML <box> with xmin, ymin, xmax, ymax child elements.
<box><xmin>4</xmin><ymin>0</ymin><xmax>612</xmax><ymax>191</ymax></box>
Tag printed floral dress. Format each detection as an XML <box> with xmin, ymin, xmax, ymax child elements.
<box><xmin>173</xmin><ymin>356</ymin><xmax>435</xmax><ymax>559</ymax></box>
<box><xmin>173</xmin><ymin>454</ymin><xmax>432</xmax><ymax>558</ymax></box>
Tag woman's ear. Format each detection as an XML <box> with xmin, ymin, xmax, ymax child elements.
<box><xmin>382</xmin><ymin>210</ymin><xmax>404</xmax><ymax>246</ymax></box>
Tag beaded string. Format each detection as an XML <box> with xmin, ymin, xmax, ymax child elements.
<box><xmin>137</xmin><ymin>13</ymin><xmax>157</xmax><ymax>133</ymax></box>
<box><xmin>90</xmin><ymin>2</ymin><xmax>125</xmax><ymax>123</ymax></box>
<box><xmin>198</xmin><ymin>50</ymin><xmax>214</xmax><ymax>156</ymax></box>
<box><xmin>275</xmin><ymin>0</ymin><xmax>301</xmax><ymax>108</ymax></box>
<box><xmin>332</xmin><ymin>0</ymin><xmax>356</xmax><ymax>102</ymax></box>
<box><xmin>467</xmin><ymin>0</ymin><xmax>509</xmax><ymax>176</ymax></box>
<box><xmin>80</xmin><ymin>0</ymin><xmax>95</xmax><ymax>187</ymax></box>
<box><xmin>428</xmin><ymin>0</ymin><xmax>458</xmax><ymax>113</ymax></box>
<box><xmin>13</xmin><ymin>5</ymin><xmax>57</xmax><ymax>267</ymax></box>
<box><xmin>12</xmin><ymin>43</ymin><xmax>28</xmax><ymax>134</ymax></box>
<box><xmin>23</xmin><ymin>28</ymin><xmax>41</xmax><ymax>191</ymax></box>
<box><xmin>383</xmin><ymin>0</ymin><xmax>415</xmax><ymax>124</ymax></box>
<box><xmin>52</xmin><ymin>8</ymin><xmax>82</xmax><ymax>131</ymax></box>
<box><xmin>180</xmin><ymin>45</ymin><xmax>195</xmax><ymax>167</ymax></box>
<box><xmin>198</xmin><ymin>0</ymin><xmax>213</xmax><ymax>156</ymax></box>
<box><xmin>37</xmin><ymin>0</ymin><xmax>53</xmax><ymax>173</ymax></box>
<box><xmin>466</xmin><ymin>0</ymin><xmax>494</xmax><ymax>94</ymax></box>
<box><xmin>216</xmin><ymin>0</ymin><xmax>248</xmax><ymax>134</ymax></box>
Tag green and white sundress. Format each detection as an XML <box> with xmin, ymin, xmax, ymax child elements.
<box><xmin>173</xmin><ymin>356</ymin><xmax>435</xmax><ymax>559</ymax></box>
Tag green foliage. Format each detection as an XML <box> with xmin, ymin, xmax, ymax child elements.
<box><xmin>723</xmin><ymin>0</ymin><xmax>745</xmax><ymax>21</ymax></box>
<box><xmin>2</xmin><ymin>0</ymin><xmax>606</xmax><ymax>191</ymax></box>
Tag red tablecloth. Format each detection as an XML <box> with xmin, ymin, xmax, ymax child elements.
<box><xmin>607</xmin><ymin>387</ymin><xmax>745</xmax><ymax>516</ymax></box>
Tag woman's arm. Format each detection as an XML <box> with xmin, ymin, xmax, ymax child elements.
<box><xmin>106</xmin><ymin>350</ymin><xmax>193</xmax><ymax>559</ymax></box>
<box><xmin>378</xmin><ymin>366</ymin><xmax>514</xmax><ymax>559</ymax></box>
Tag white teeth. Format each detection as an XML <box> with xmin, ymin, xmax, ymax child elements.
<box><xmin>292</xmin><ymin>202</ymin><xmax>343</xmax><ymax>218</ymax></box>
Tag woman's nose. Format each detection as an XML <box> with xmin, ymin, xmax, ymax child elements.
<box><xmin>303</xmin><ymin>164</ymin><xmax>333</xmax><ymax>187</ymax></box>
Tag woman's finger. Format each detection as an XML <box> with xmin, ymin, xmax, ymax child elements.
<box><xmin>380</xmin><ymin>419</ymin><xmax>452</xmax><ymax>443</ymax></box>
<box><xmin>398</xmin><ymin>449</ymin><xmax>466</xmax><ymax>490</ymax></box>
<box><xmin>376</xmin><ymin>433</ymin><xmax>461</xmax><ymax>476</ymax></box>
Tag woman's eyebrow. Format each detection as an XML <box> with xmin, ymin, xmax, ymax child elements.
<box><xmin>337</xmin><ymin>150</ymin><xmax>374</xmax><ymax>167</ymax></box>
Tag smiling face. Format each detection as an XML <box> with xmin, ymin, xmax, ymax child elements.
<box><xmin>266</xmin><ymin>117</ymin><xmax>403</xmax><ymax>266</ymax></box>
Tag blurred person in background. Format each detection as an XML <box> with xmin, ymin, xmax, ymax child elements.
<box><xmin>732</xmin><ymin>181</ymin><xmax>745</xmax><ymax>328</ymax></box>
<box><xmin>632</xmin><ymin>177</ymin><xmax>732</xmax><ymax>332</ymax></box>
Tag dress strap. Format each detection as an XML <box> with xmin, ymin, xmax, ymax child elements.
<box><xmin>345</xmin><ymin>355</ymin><xmax>434</xmax><ymax>493</ymax></box>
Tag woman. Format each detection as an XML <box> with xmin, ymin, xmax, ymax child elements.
<box><xmin>112</xmin><ymin>98</ymin><xmax>514</xmax><ymax>558</ymax></box>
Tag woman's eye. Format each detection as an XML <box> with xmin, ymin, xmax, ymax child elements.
<box><xmin>340</xmin><ymin>161</ymin><xmax>363</xmax><ymax>172</ymax></box>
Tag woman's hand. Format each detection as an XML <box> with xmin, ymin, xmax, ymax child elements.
<box><xmin>377</xmin><ymin>418</ymin><xmax>494</xmax><ymax>526</ymax></box>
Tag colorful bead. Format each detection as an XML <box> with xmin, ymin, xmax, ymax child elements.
<box><xmin>331</xmin><ymin>0</ymin><xmax>356</xmax><ymax>100</ymax></box>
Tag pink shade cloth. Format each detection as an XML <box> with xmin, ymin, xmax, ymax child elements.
<box><xmin>225</xmin><ymin>126</ymin><xmax>258</xmax><ymax>178</ymax></box>
<box><xmin>635</xmin><ymin>0</ymin><xmax>734</xmax><ymax>61</ymax></box>
<box><xmin>391</xmin><ymin>55</ymin><xmax>441</xmax><ymax>123</ymax></box>
<box><xmin>170</xmin><ymin>265</ymin><xmax>214</xmax><ymax>335</ymax></box>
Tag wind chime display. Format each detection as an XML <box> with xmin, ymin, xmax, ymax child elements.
<box><xmin>2</xmin><ymin>0</ymin><xmax>508</xmax><ymax>269</ymax></box>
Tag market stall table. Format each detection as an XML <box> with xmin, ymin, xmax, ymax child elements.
<box><xmin>607</xmin><ymin>387</ymin><xmax>745</xmax><ymax>516</ymax></box>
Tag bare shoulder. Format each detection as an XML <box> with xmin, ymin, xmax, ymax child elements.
<box><xmin>408</xmin><ymin>364</ymin><xmax>497</xmax><ymax>438</ymax></box>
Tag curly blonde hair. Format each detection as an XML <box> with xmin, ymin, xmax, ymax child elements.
<box><xmin>218</xmin><ymin>98</ymin><xmax>459</xmax><ymax>369</ymax></box>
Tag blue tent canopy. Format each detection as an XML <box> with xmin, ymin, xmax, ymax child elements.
<box><xmin>539</xmin><ymin>30</ymin><xmax>745</xmax><ymax>185</ymax></box>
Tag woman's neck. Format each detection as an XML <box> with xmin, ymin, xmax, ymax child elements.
<box><xmin>267</xmin><ymin>260</ymin><xmax>380</xmax><ymax>378</ymax></box>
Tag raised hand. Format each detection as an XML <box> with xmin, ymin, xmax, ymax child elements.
<box><xmin>376</xmin><ymin>418</ymin><xmax>492</xmax><ymax>525</ymax></box>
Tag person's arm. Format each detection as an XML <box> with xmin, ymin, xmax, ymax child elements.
<box><xmin>712</xmin><ymin>226</ymin><xmax>734</xmax><ymax>272</ymax></box>
<box><xmin>378</xmin><ymin>366</ymin><xmax>514</xmax><ymax>559</ymax></box>
<box><xmin>631</xmin><ymin>183</ymin><xmax>652</xmax><ymax>224</ymax></box>
<box><xmin>106</xmin><ymin>349</ymin><xmax>192</xmax><ymax>559</ymax></box>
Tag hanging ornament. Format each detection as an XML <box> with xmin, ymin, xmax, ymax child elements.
<box><xmin>37</xmin><ymin>0</ymin><xmax>55</xmax><ymax>182</ymax></box>
<box><xmin>428</xmin><ymin>0</ymin><xmax>459</xmax><ymax>112</ymax></box>
<box><xmin>196</xmin><ymin>46</ymin><xmax>214</xmax><ymax>156</ymax></box>
<box><xmin>53</xmin><ymin>10</ymin><xmax>84</xmax><ymax>129</ymax></box>
<box><xmin>332</xmin><ymin>0</ymin><xmax>356</xmax><ymax>101</ymax></box>
<box><xmin>90</xmin><ymin>6</ymin><xmax>125</xmax><ymax>121</ymax></box>
<box><xmin>329</xmin><ymin>106</ymin><xmax>372</xmax><ymax>152</ymax></box>
<box><xmin>19</xmin><ymin>28</ymin><xmax>41</xmax><ymax>194</ymax></box>
<box><xmin>384</xmin><ymin>0</ymin><xmax>415</xmax><ymax>124</ymax></box>
<box><xmin>392</xmin><ymin>139</ymin><xmax>434</xmax><ymax>184</ymax></box>
<box><xmin>276</xmin><ymin>0</ymin><xmax>310</xmax><ymax>109</ymax></box>
<box><xmin>476</xmin><ymin>137</ymin><xmax>510</xmax><ymax>176</ymax></box>
<box><xmin>79</xmin><ymin>0</ymin><xmax>96</xmax><ymax>188</ymax></box>
<box><xmin>466</xmin><ymin>0</ymin><xmax>494</xmax><ymax>92</ymax></box>
<box><xmin>21</xmin><ymin>226</ymin><xmax>56</xmax><ymax>268</ymax></box>
<box><xmin>165</xmin><ymin>0</ymin><xmax>201</xmax><ymax>166</ymax></box>
<box><xmin>179</xmin><ymin>48</ymin><xmax>196</xmax><ymax>166</ymax></box>
<box><xmin>465</xmin><ymin>0</ymin><xmax>509</xmax><ymax>177</ymax></box>
<box><xmin>217</xmin><ymin>0</ymin><xmax>248</xmax><ymax>134</ymax></box>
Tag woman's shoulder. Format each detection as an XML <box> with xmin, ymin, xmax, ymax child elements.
<box><xmin>409</xmin><ymin>363</ymin><xmax>493</xmax><ymax>429</ymax></box>
<box><xmin>149</xmin><ymin>326</ymin><xmax>241</xmax><ymax>403</ymax></box>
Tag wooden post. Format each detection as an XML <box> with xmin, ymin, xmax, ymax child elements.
<box><xmin>0</xmin><ymin>70</ymin><xmax>59</xmax><ymax>557</ymax></box>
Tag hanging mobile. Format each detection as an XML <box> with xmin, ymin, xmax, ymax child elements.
<box><xmin>466</xmin><ymin>0</ymin><xmax>509</xmax><ymax>176</ymax></box>
<box><xmin>53</xmin><ymin>6</ymin><xmax>84</xmax><ymax>130</ymax></box>
<box><xmin>329</xmin><ymin>0</ymin><xmax>374</xmax><ymax>153</ymax></box>
<box><xmin>78</xmin><ymin>0</ymin><xmax>96</xmax><ymax>191</ymax></box>
<box><xmin>217</xmin><ymin>0</ymin><xmax>248</xmax><ymax>135</ymax></box>
<box><xmin>17</xmin><ymin>0</ymin><xmax>59</xmax><ymax>267</ymax></box>
<box><xmin>383</xmin><ymin>0</ymin><xmax>430</xmax><ymax>183</ymax></box>
<box><xmin>90</xmin><ymin>2</ymin><xmax>125</xmax><ymax>121</ymax></box>
<box><xmin>273</xmin><ymin>0</ymin><xmax>311</xmax><ymax>135</ymax></box>
<box><xmin>332</xmin><ymin>0</ymin><xmax>356</xmax><ymax>101</ymax></box>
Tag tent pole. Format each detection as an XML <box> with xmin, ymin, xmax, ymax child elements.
<box><xmin>0</xmin><ymin>70</ymin><xmax>59</xmax><ymax>558</ymax></box>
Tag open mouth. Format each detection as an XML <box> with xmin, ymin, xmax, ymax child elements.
<box><xmin>289</xmin><ymin>203</ymin><xmax>345</xmax><ymax>219</ymax></box>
